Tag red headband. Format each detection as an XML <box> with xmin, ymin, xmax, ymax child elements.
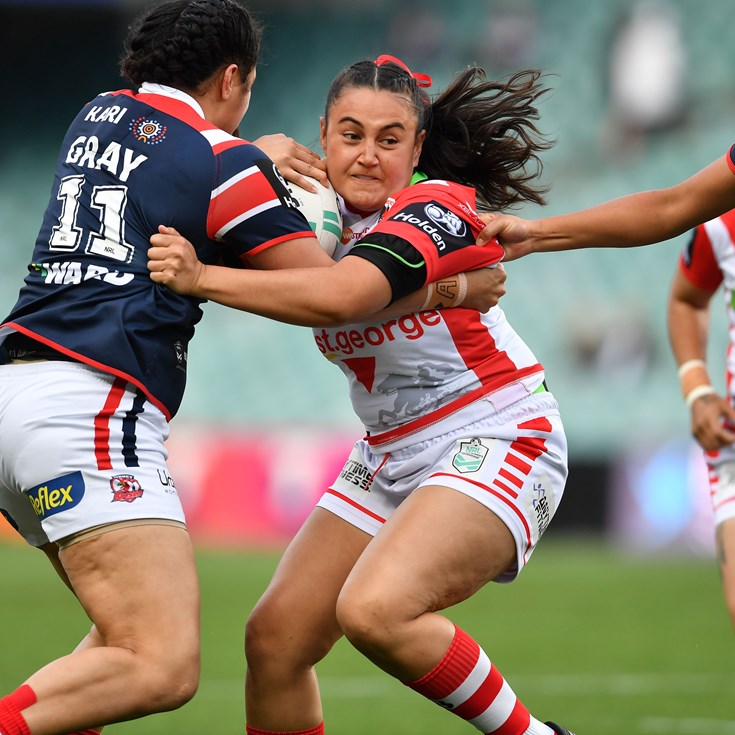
<box><xmin>374</xmin><ymin>54</ymin><xmax>433</xmax><ymax>88</ymax></box>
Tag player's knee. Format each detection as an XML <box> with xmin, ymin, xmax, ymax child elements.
<box><xmin>246</xmin><ymin>599</ymin><xmax>332</xmax><ymax>671</ymax></box>
<box><xmin>143</xmin><ymin>655</ymin><xmax>200</xmax><ymax>712</ymax></box>
<box><xmin>336</xmin><ymin>586</ymin><xmax>398</xmax><ymax>654</ymax></box>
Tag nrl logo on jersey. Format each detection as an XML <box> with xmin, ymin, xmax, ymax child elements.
<box><xmin>452</xmin><ymin>438</ymin><xmax>488</xmax><ymax>473</ymax></box>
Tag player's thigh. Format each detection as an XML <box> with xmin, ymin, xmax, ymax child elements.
<box><xmin>250</xmin><ymin>507</ymin><xmax>371</xmax><ymax>648</ymax></box>
<box><xmin>59</xmin><ymin>523</ymin><xmax>199</xmax><ymax>660</ymax></box>
<box><xmin>342</xmin><ymin>484</ymin><xmax>515</xmax><ymax>618</ymax></box>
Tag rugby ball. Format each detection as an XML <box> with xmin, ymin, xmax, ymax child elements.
<box><xmin>288</xmin><ymin>176</ymin><xmax>342</xmax><ymax>257</ymax></box>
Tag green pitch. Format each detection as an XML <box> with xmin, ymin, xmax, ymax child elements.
<box><xmin>1</xmin><ymin>538</ymin><xmax>733</xmax><ymax>735</ymax></box>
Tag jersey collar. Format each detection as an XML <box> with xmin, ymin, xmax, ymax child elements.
<box><xmin>139</xmin><ymin>82</ymin><xmax>205</xmax><ymax>119</ymax></box>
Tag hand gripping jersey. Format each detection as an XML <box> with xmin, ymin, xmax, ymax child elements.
<box><xmin>314</xmin><ymin>179</ymin><xmax>545</xmax><ymax>447</ymax></box>
<box><xmin>678</xmin><ymin>208</ymin><xmax>735</xmax><ymax>403</ymax></box>
<box><xmin>0</xmin><ymin>84</ymin><xmax>314</xmax><ymax>420</ymax></box>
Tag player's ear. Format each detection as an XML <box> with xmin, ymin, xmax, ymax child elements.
<box><xmin>319</xmin><ymin>116</ymin><xmax>328</xmax><ymax>154</ymax></box>
<box><xmin>413</xmin><ymin>129</ymin><xmax>426</xmax><ymax>168</ymax></box>
<box><xmin>219</xmin><ymin>64</ymin><xmax>240</xmax><ymax>100</ymax></box>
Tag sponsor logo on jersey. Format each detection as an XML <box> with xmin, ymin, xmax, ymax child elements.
<box><xmin>314</xmin><ymin>311</ymin><xmax>443</xmax><ymax>358</ymax></box>
<box><xmin>424</xmin><ymin>203</ymin><xmax>467</xmax><ymax>237</ymax></box>
<box><xmin>129</xmin><ymin>116</ymin><xmax>168</xmax><ymax>145</ymax></box>
<box><xmin>260</xmin><ymin>160</ymin><xmax>300</xmax><ymax>209</ymax></box>
<box><xmin>532</xmin><ymin>479</ymin><xmax>551</xmax><ymax>534</ymax></box>
<box><xmin>173</xmin><ymin>340</ymin><xmax>187</xmax><ymax>373</ymax></box>
<box><xmin>110</xmin><ymin>474</ymin><xmax>144</xmax><ymax>503</ymax></box>
<box><xmin>157</xmin><ymin>469</ymin><xmax>177</xmax><ymax>493</ymax></box>
<box><xmin>388</xmin><ymin>201</ymin><xmax>471</xmax><ymax>254</ymax></box>
<box><xmin>25</xmin><ymin>471</ymin><xmax>85</xmax><ymax>518</ymax></box>
<box><xmin>338</xmin><ymin>459</ymin><xmax>372</xmax><ymax>492</ymax></box>
<box><xmin>452</xmin><ymin>438</ymin><xmax>488</xmax><ymax>473</ymax></box>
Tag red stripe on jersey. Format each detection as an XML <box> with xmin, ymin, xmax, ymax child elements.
<box><xmin>509</xmin><ymin>436</ymin><xmax>547</xmax><ymax>461</ymax></box>
<box><xmin>498</xmin><ymin>467</ymin><xmax>524</xmax><ymax>489</ymax></box>
<box><xmin>115</xmin><ymin>90</ymin><xmax>216</xmax><ymax>133</ymax></box>
<box><xmin>367</xmin><ymin>365</ymin><xmax>543</xmax><ymax>448</ymax></box>
<box><xmin>208</xmin><ymin>167</ymin><xmax>280</xmax><ymax>240</ymax></box>
<box><xmin>441</xmin><ymin>309</ymin><xmax>523</xmax><ymax>388</ymax></box>
<box><xmin>504</xmin><ymin>452</ymin><xmax>532</xmax><ymax>475</ymax></box>
<box><xmin>210</xmin><ymin>137</ymin><xmax>247</xmax><ymax>155</ymax></box>
<box><xmin>492</xmin><ymin>478</ymin><xmax>519</xmax><ymax>499</ymax></box>
<box><xmin>491</xmin><ymin>698</ymin><xmax>531</xmax><ymax>735</ymax></box>
<box><xmin>431</xmin><ymin>471</ymin><xmax>517</xmax><ymax>499</ymax></box>
<box><xmin>714</xmin><ymin>495</ymin><xmax>735</xmax><ymax>513</ymax></box>
<box><xmin>680</xmin><ymin>222</ymin><xmax>724</xmax><ymax>292</ymax></box>
<box><xmin>517</xmin><ymin>416</ymin><xmax>552</xmax><ymax>432</ymax></box>
<box><xmin>3</xmin><ymin>324</ymin><xmax>171</xmax><ymax>421</ymax></box>
<box><xmin>728</xmin><ymin>145</ymin><xmax>735</xmax><ymax>174</ymax></box>
<box><xmin>451</xmin><ymin>665</ymin><xmax>505</xmax><ymax>720</ymax></box>
<box><xmin>241</xmin><ymin>230</ymin><xmax>316</xmax><ymax>261</ymax></box>
<box><xmin>324</xmin><ymin>489</ymin><xmax>386</xmax><ymax>523</ymax></box>
<box><xmin>94</xmin><ymin>378</ymin><xmax>127</xmax><ymax>470</ymax></box>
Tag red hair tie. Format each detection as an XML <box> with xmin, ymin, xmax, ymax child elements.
<box><xmin>374</xmin><ymin>53</ymin><xmax>433</xmax><ymax>88</ymax></box>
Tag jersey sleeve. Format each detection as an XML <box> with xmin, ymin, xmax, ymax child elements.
<box><xmin>728</xmin><ymin>143</ymin><xmax>735</xmax><ymax>175</ymax></box>
<box><xmin>346</xmin><ymin>181</ymin><xmax>504</xmax><ymax>303</ymax></box>
<box><xmin>206</xmin><ymin>143</ymin><xmax>316</xmax><ymax>262</ymax></box>
<box><xmin>679</xmin><ymin>223</ymin><xmax>723</xmax><ymax>292</ymax></box>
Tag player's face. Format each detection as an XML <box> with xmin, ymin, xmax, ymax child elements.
<box><xmin>225</xmin><ymin>67</ymin><xmax>256</xmax><ymax>134</ymax></box>
<box><xmin>321</xmin><ymin>87</ymin><xmax>425</xmax><ymax>214</ymax></box>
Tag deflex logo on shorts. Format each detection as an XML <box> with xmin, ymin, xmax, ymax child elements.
<box><xmin>25</xmin><ymin>471</ymin><xmax>85</xmax><ymax>518</ymax></box>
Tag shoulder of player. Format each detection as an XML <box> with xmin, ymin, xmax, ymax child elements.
<box><xmin>386</xmin><ymin>179</ymin><xmax>484</xmax><ymax>234</ymax></box>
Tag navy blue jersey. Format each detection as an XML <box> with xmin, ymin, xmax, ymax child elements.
<box><xmin>0</xmin><ymin>84</ymin><xmax>315</xmax><ymax>419</ymax></box>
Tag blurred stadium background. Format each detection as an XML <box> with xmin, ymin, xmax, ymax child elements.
<box><xmin>1</xmin><ymin>0</ymin><xmax>730</xmax><ymax>552</ymax></box>
<box><xmin>1</xmin><ymin>1</ymin><xmax>734</xmax><ymax>732</ymax></box>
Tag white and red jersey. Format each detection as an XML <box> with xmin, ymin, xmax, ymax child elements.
<box><xmin>314</xmin><ymin>179</ymin><xmax>545</xmax><ymax>449</ymax></box>
<box><xmin>678</xmin><ymin>209</ymin><xmax>735</xmax><ymax>401</ymax></box>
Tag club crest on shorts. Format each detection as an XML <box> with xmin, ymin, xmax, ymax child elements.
<box><xmin>110</xmin><ymin>474</ymin><xmax>144</xmax><ymax>503</ymax></box>
<box><xmin>452</xmin><ymin>438</ymin><xmax>488</xmax><ymax>473</ymax></box>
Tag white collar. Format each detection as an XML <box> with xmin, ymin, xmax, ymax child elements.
<box><xmin>139</xmin><ymin>82</ymin><xmax>205</xmax><ymax>119</ymax></box>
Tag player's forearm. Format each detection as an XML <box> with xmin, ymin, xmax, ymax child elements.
<box><xmin>192</xmin><ymin>264</ymin><xmax>340</xmax><ymax>326</ymax></box>
<box><xmin>193</xmin><ymin>262</ymin><xmax>389</xmax><ymax>327</ymax></box>
<box><xmin>530</xmin><ymin>191</ymin><xmax>687</xmax><ymax>253</ymax></box>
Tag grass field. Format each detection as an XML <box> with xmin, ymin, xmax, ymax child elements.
<box><xmin>1</xmin><ymin>537</ymin><xmax>733</xmax><ymax>735</ymax></box>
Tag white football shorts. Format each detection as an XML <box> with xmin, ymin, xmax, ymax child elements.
<box><xmin>0</xmin><ymin>361</ymin><xmax>185</xmax><ymax>547</ymax></box>
<box><xmin>318</xmin><ymin>391</ymin><xmax>568</xmax><ymax>582</ymax></box>
<box><xmin>704</xmin><ymin>446</ymin><xmax>735</xmax><ymax>526</ymax></box>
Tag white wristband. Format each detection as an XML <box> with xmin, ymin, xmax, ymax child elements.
<box><xmin>685</xmin><ymin>384</ymin><xmax>716</xmax><ymax>408</ymax></box>
<box><xmin>454</xmin><ymin>272</ymin><xmax>468</xmax><ymax>307</ymax></box>
<box><xmin>677</xmin><ymin>359</ymin><xmax>707</xmax><ymax>379</ymax></box>
<box><xmin>420</xmin><ymin>283</ymin><xmax>434</xmax><ymax>311</ymax></box>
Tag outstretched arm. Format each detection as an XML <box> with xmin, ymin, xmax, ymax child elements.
<box><xmin>478</xmin><ymin>155</ymin><xmax>735</xmax><ymax>261</ymax></box>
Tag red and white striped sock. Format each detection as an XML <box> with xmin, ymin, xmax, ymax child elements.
<box><xmin>0</xmin><ymin>685</ymin><xmax>36</xmax><ymax>735</ymax></box>
<box><xmin>405</xmin><ymin>626</ymin><xmax>553</xmax><ymax>735</ymax></box>
<box><xmin>246</xmin><ymin>723</ymin><xmax>324</xmax><ymax>735</ymax></box>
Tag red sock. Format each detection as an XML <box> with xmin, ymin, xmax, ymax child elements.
<box><xmin>405</xmin><ymin>625</ymin><xmax>535</xmax><ymax>735</ymax></box>
<box><xmin>245</xmin><ymin>724</ymin><xmax>324</xmax><ymax>735</ymax></box>
<box><xmin>0</xmin><ymin>685</ymin><xmax>36</xmax><ymax>735</ymax></box>
<box><xmin>70</xmin><ymin>730</ymin><xmax>102</xmax><ymax>735</ymax></box>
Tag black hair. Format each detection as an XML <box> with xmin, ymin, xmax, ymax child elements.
<box><xmin>120</xmin><ymin>0</ymin><xmax>262</xmax><ymax>91</ymax></box>
<box><xmin>324</xmin><ymin>60</ymin><xmax>552</xmax><ymax>211</ymax></box>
